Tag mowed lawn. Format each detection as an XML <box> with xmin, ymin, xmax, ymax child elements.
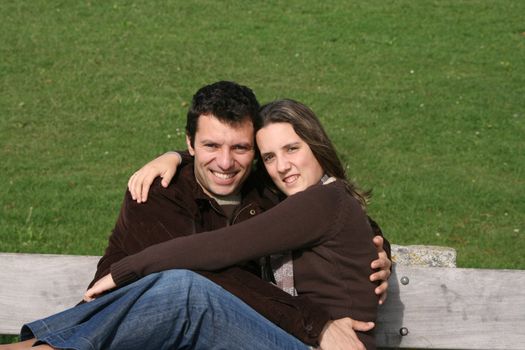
<box><xmin>1</xmin><ymin>0</ymin><xmax>524</xmax><ymax>275</ymax></box>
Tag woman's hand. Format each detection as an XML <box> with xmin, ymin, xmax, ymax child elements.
<box><xmin>84</xmin><ymin>274</ymin><xmax>117</xmax><ymax>302</ymax></box>
<box><xmin>370</xmin><ymin>235</ymin><xmax>392</xmax><ymax>305</ymax></box>
<box><xmin>128</xmin><ymin>152</ymin><xmax>182</xmax><ymax>203</ymax></box>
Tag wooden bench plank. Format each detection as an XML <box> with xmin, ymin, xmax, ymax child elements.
<box><xmin>1</xmin><ymin>253</ymin><xmax>524</xmax><ymax>349</ymax></box>
<box><xmin>0</xmin><ymin>253</ymin><xmax>99</xmax><ymax>334</ymax></box>
<box><xmin>376</xmin><ymin>265</ymin><xmax>525</xmax><ymax>349</ymax></box>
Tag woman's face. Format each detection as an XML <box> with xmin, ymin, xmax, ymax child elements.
<box><xmin>256</xmin><ymin>122</ymin><xmax>324</xmax><ymax>196</ymax></box>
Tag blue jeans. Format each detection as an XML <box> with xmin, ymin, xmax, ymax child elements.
<box><xmin>22</xmin><ymin>270</ymin><xmax>310</xmax><ymax>350</ymax></box>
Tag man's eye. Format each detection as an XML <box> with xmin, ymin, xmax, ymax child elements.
<box><xmin>232</xmin><ymin>146</ymin><xmax>251</xmax><ymax>153</ymax></box>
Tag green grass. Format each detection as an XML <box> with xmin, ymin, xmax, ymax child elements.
<box><xmin>1</xmin><ymin>0</ymin><xmax>524</xmax><ymax>314</ymax></box>
<box><xmin>1</xmin><ymin>0</ymin><xmax>524</xmax><ymax>344</ymax></box>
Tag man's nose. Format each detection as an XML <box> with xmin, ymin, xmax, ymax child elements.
<box><xmin>217</xmin><ymin>149</ymin><xmax>234</xmax><ymax>169</ymax></box>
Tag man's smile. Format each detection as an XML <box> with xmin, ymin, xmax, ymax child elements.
<box><xmin>211</xmin><ymin>170</ymin><xmax>238</xmax><ymax>180</ymax></box>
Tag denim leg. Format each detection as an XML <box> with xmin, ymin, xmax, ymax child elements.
<box><xmin>23</xmin><ymin>272</ymin><xmax>177</xmax><ymax>349</ymax></box>
<box><xmin>23</xmin><ymin>270</ymin><xmax>310</xmax><ymax>350</ymax></box>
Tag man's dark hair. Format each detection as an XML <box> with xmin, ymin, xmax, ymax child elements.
<box><xmin>186</xmin><ymin>81</ymin><xmax>260</xmax><ymax>147</ymax></box>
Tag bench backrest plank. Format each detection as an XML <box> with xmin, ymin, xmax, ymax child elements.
<box><xmin>1</xmin><ymin>253</ymin><xmax>524</xmax><ymax>349</ymax></box>
<box><xmin>376</xmin><ymin>265</ymin><xmax>525</xmax><ymax>349</ymax></box>
<box><xmin>0</xmin><ymin>253</ymin><xmax>99</xmax><ymax>334</ymax></box>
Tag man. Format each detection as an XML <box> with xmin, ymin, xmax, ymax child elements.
<box><xmin>89</xmin><ymin>81</ymin><xmax>391</xmax><ymax>348</ymax></box>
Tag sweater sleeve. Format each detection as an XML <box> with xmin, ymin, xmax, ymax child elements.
<box><xmin>111</xmin><ymin>182</ymin><xmax>344</xmax><ymax>286</ymax></box>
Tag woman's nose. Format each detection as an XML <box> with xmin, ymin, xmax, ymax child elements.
<box><xmin>276</xmin><ymin>156</ymin><xmax>291</xmax><ymax>173</ymax></box>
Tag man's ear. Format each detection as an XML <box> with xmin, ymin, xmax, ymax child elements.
<box><xmin>186</xmin><ymin>134</ymin><xmax>195</xmax><ymax>156</ymax></box>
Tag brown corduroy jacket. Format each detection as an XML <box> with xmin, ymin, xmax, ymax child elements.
<box><xmin>106</xmin><ymin>172</ymin><xmax>390</xmax><ymax>349</ymax></box>
<box><xmin>88</xmin><ymin>164</ymin><xmax>333</xmax><ymax>346</ymax></box>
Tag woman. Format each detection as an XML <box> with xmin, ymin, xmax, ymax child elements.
<box><xmin>6</xmin><ymin>99</ymin><xmax>382</xmax><ymax>350</ymax></box>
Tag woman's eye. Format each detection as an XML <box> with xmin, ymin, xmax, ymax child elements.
<box><xmin>263</xmin><ymin>155</ymin><xmax>274</xmax><ymax>163</ymax></box>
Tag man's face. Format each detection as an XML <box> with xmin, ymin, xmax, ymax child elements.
<box><xmin>187</xmin><ymin>114</ymin><xmax>255</xmax><ymax>199</ymax></box>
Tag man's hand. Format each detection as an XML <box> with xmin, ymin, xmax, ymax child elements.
<box><xmin>84</xmin><ymin>274</ymin><xmax>117</xmax><ymax>302</ymax></box>
<box><xmin>128</xmin><ymin>152</ymin><xmax>182</xmax><ymax>203</ymax></box>
<box><xmin>319</xmin><ymin>317</ymin><xmax>374</xmax><ymax>350</ymax></box>
<box><xmin>370</xmin><ymin>235</ymin><xmax>392</xmax><ymax>305</ymax></box>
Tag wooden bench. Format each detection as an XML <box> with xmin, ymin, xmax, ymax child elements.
<box><xmin>1</xmin><ymin>247</ymin><xmax>524</xmax><ymax>349</ymax></box>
